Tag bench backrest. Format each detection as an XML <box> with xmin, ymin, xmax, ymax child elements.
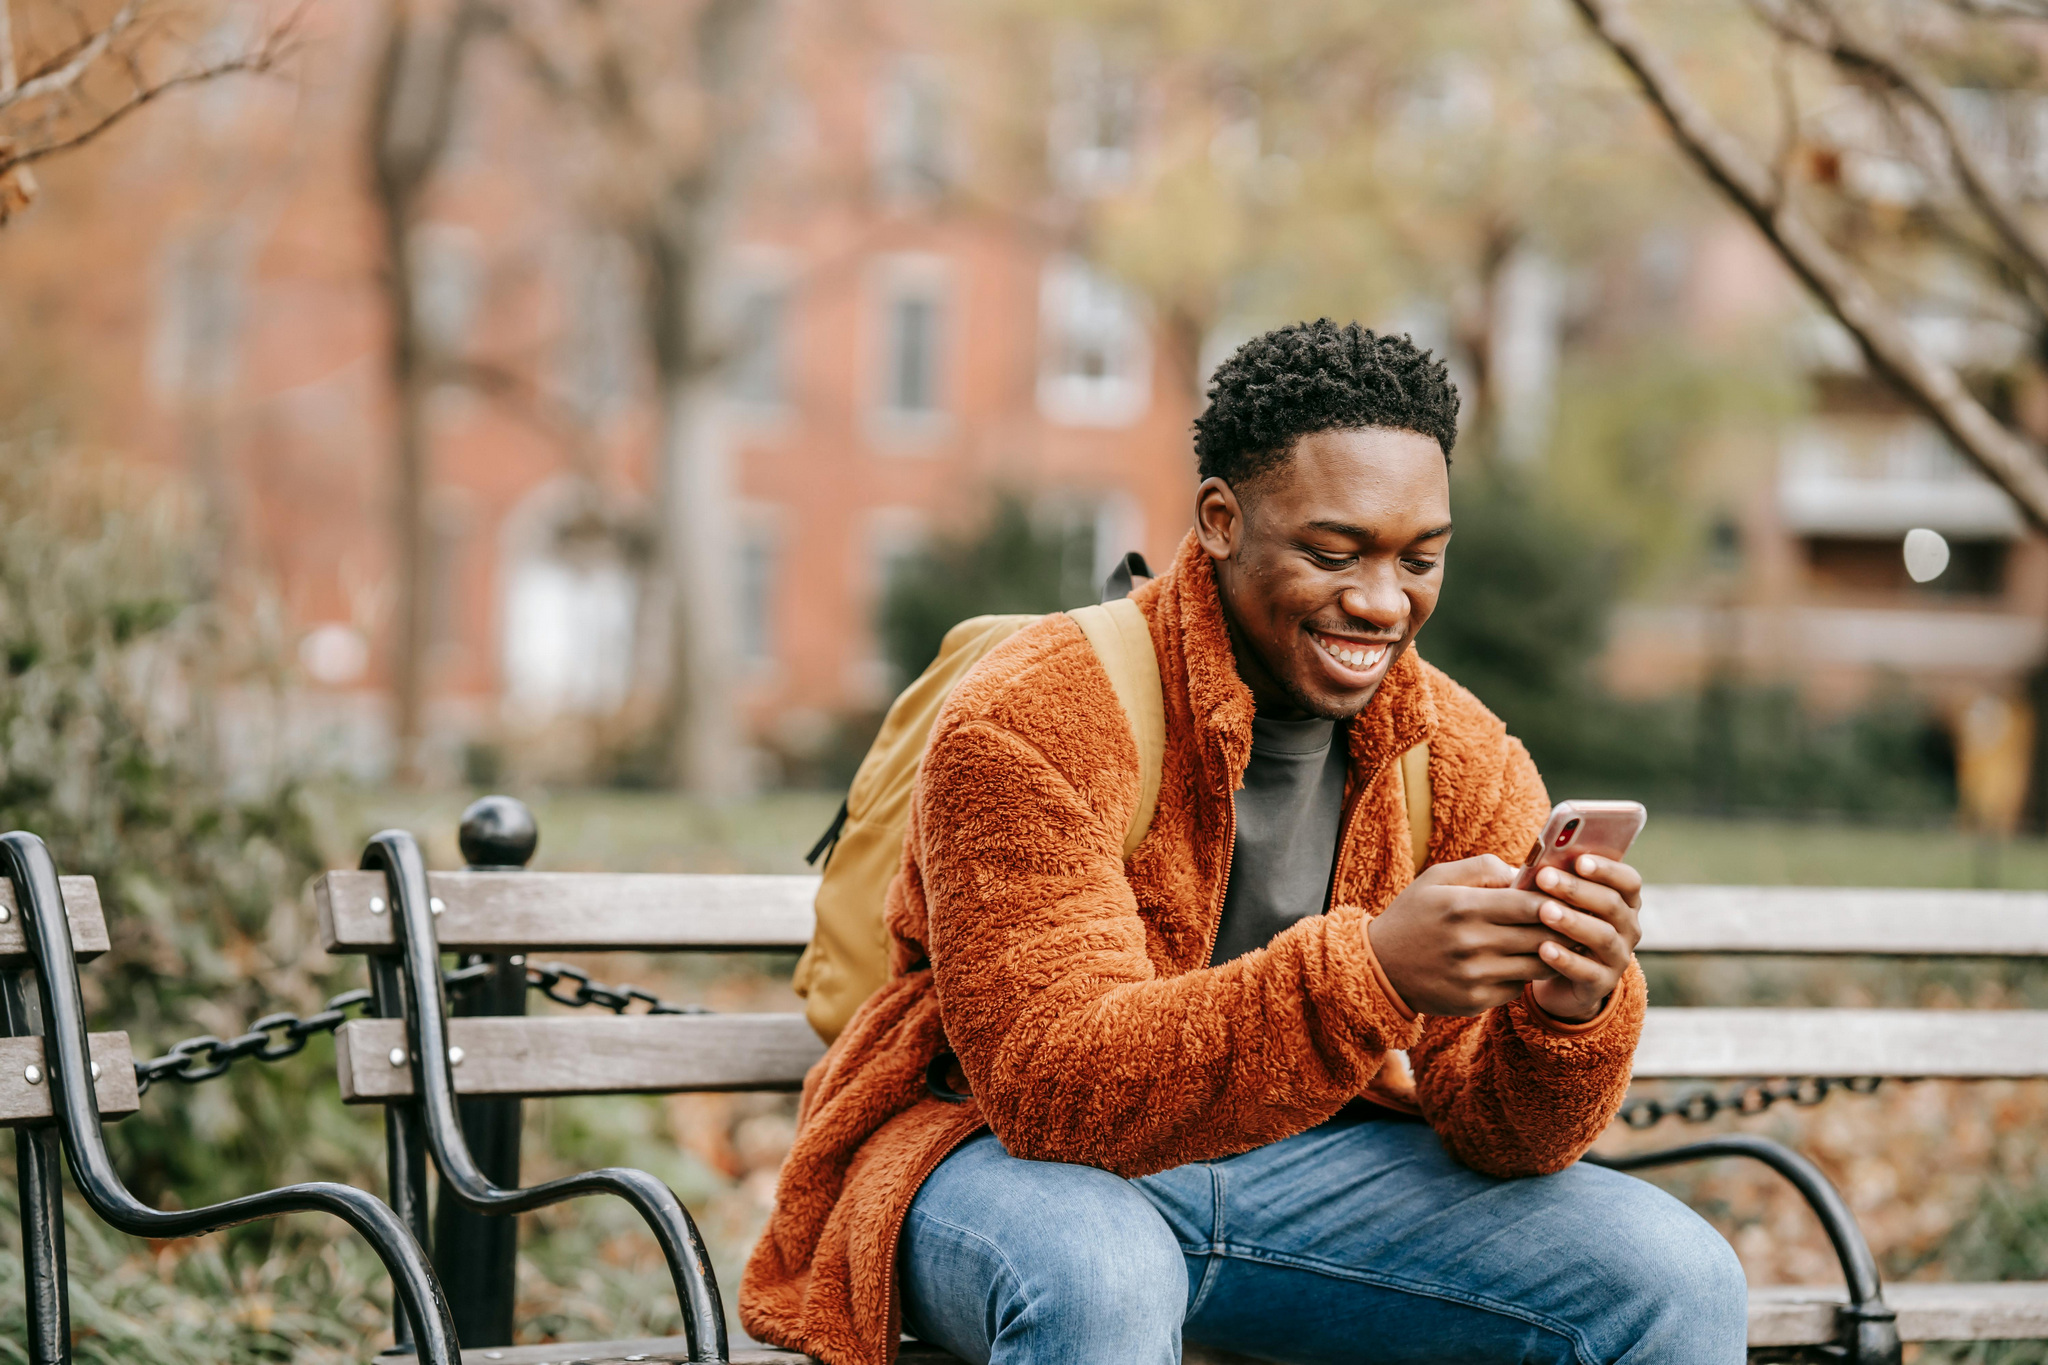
<box><xmin>314</xmin><ymin>870</ymin><xmax>2048</xmax><ymax>1101</ymax></box>
<box><xmin>0</xmin><ymin>875</ymin><xmax>139</xmax><ymax>1127</ymax></box>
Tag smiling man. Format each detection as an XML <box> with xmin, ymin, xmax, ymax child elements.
<box><xmin>743</xmin><ymin>321</ymin><xmax>1747</xmax><ymax>1365</ymax></box>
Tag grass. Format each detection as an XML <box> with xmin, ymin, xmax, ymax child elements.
<box><xmin>14</xmin><ymin>786</ymin><xmax>2048</xmax><ymax>1358</ymax></box>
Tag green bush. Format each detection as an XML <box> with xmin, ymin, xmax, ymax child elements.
<box><xmin>0</xmin><ymin>433</ymin><xmax>363</xmax><ymax>1204</ymax></box>
<box><xmin>0</xmin><ymin>433</ymin><xmax>397</xmax><ymax>1355</ymax></box>
<box><xmin>876</xmin><ymin>493</ymin><xmax>1098</xmax><ymax>686</ymax></box>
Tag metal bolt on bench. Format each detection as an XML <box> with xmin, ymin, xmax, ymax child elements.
<box><xmin>0</xmin><ymin>831</ymin><xmax>462</xmax><ymax>1365</ymax></box>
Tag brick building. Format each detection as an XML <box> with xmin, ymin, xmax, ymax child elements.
<box><xmin>5</xmin><ymin>0</ymin><xmax>2042</xmax><ymax>799</ymax></box>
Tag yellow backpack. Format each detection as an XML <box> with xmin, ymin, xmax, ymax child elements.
<box><xmin>793</xmin><ymin>593</ymin><xmax>1165</xmax><ymax>1043</ymax></box>
<box><xmin>792</xmin><ymin>561</ymin><xmax>1433</xmax><ymax>1045</ymax></box>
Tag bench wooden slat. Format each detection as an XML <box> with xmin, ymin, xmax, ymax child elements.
<box><xmin>317</xmin><ymin>871</ymin><xmax>2048</xmax><ymax>959</ymax></box>
<box><xmin>0</xmin><ymin>1032</ymin><xmax>139</xmax><ymax>1125</ymax></box>
<box><xmin>377</xmin><ymin>1339</ymin><xmax>964</xmax><ymax>1364</ymax></box>
<box><xmin>336</xmin><ymin>1006</ymin><xmax>2048</xmax><ymax>1103</ymax></box>
<box><xmin>368</xmin><ymin>1283</ymin><xmax>2048</xmax><ymax>1359</ymax></box>
<box><xmin>1635</xmin><ymin>1008</ymin><xmax>2048</xmax><ymax>1078</ymax></box>
<box><xmin>0</xmin><ymin>876</ymin><xmax>109</xmax><ymax>966</ymax></box>
<box><xmin>1749</xmin><ymin>1282</ymin><xmax>2048</xmax><ymax>1344</ymax></box>
<box><xmin>1640</xmin><ymin>886</ymin><xmax>2048</xmax><ymax>955</ymax></box>
<box><xmin>334</xmin><ymin>1014</ymin><xmax>828</xmax><ymax>1102</ymax></box>
<box><xmin>316</xmin><ymin>871</ymin><xmax>819</xmax><ymax>954</ymax></box>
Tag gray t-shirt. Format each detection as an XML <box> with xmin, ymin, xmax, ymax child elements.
<box><xmin>1208</xmin><ymin>713</ymin><xmax>1349</xmax><ymax>965</ymax></box>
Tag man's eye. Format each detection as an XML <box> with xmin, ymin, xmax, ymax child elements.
<box><xmin>1402</xmin><ymin>557</ymin><xmax>1440</xmax><ymax>573</ymax></box>
<box><xmin>1307</xmin><ymin>551</ymin><xmax>1357</xmax><ymax>569</ymax></box>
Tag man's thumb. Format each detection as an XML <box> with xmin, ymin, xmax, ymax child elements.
<box><xmin>1420</xmin><ymin>854</ymin><xmax>1518</xmax><ymax>889</ymax></box>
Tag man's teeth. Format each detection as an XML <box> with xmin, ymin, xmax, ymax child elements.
<box><xmin>1317</xmin><ymin>636</ymin><xmax>1387</xmax><ymax>671</ymax></box>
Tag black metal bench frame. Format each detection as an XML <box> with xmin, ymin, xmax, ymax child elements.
<box><xmin>0</xmin><ymin>830</ymin><xmax>463</xmax><ymax>1365</ymax></box>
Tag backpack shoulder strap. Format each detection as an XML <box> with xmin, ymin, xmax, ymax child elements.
<box><xmin>1398</xmin><ymin>741</ymin><xmax>1432</xmax><ymax>872</ymax></box>
<box><xmin>1068</xmin><ymin>597</ymin><xmax>1165</xmax><ymax>858</ymax></box>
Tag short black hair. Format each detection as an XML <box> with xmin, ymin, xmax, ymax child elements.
<box><xmin>1191</xmin><ymin>320</ymin><xmax>1460</xmax><ymax>488</ymax></box>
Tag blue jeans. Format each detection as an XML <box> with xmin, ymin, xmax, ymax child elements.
<box><xmin>899</xmin><ymin>1118</ymin><xmax>1747</xmax><ymax>1365</ymax></box>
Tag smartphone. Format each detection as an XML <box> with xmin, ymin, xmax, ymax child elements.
<box><xmin>1511</xmin><ymin>800</ymin><xmax>1647</xmax><ymax>892</ymax></box>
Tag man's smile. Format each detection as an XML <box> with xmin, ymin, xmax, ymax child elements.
<box><xmin>1307</xmin><ymin>626</ymin><xmax>1401</xmax><ymax>687</ymax></box>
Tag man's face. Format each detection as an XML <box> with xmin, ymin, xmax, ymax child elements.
<box><xmin>1194</xmin><ymin>427</ymin><xmax>1451</xmax><ymax>720</ymax></box>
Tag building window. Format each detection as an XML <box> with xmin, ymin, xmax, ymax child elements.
<box><xmin>1049</xmin><ymin>41</ymin><xmax>1138</xmax><ymax>195</ymax></box>
<box><xmin>884</xmin><ymin>291</ymin><xmax>943</xmax><ymax>415</ymax></box>
<box><xmin>411</xmin><ymin>223</ymin><xmax>482</xmax><ymax>357</ymax></box>
<box><xmin>562</xmin><ymin>234</ymin><xmax>637</xmax><ymax>422</ymax></box>
<box><xmin>503</xmin><ymin>547</ymin><xmax>639</xmax><ymax>717</ymax></box>
<box><xmin>736</xmin><ymin>525</ymin><xmax>778</xmax><ymax>666</ymax></box>
<box><xmin>729</xmin><ymin>284</ymin><xmax>789</xmax><ymax>408</ymax></box>
<box><xmin>150</xmin><ymin>232</ymin><xmax>246</xmax><ymax>400</ymax></box>
<box><xmin>872</xmin><ymin>57</ymin><xmax>949</xmax><ymax>201</ymax></box>
<box><xmin>1037</xmin><ymin>255</ymin><xmax>1151</xmax><ymax>428</ymax></box>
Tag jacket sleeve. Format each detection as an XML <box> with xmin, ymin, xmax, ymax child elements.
<box><xmin>919</xmin><ymin>716</ymin><xmax>1421</xmax><ymax>1178</ymax></box>
<box><xmin>1410</xmin><ymin>737</ymin><xmax>1645</xmax><ymax>1176</ymax></box>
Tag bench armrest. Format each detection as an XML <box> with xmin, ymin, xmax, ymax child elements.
<box><xmin>362</xmin><ymin>828</ymin><xmax>729</xmax><ymax>1365</ymax></box>
<box><xmin>0</xmin><ymin>830</ymin><xmax>462</xmax><ymax>1365</ymax></box>
<box><xmin>1588</xmin><ymin>1134</ymin><xmax>1900</xmax><ymax>1365</ymax></box>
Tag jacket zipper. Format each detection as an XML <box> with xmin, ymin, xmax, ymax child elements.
<box><xmin>1197</xmin><ymin>761</ymin><xmax>1238</xmax><ymax>967</ymax></box>
<box><xmin>1327</xmin><ymin>765</ymin><xmax>1373</xmax><ymax>913</ymax></box>
<box><xmin>877</xmin><ymin>1116</ymin><xmax>983</xmax><ymax>1363</ymax></box>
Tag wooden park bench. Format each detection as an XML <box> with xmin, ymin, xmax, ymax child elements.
<box><xmin>307</xmin><ymin>797</ymin><xmax>2048</xmax><ymax>1365</ymax></box>
<box><xmin>0</xmin><ymin>831</ymin><xmax>465</xmax><ymax>1365</ymax></box>
<box><xmin>9</xmin><ymin>797</ymin><xmax>2048</xmax><ymax>1365</ymax></box>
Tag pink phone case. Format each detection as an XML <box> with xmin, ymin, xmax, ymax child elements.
<box><xmin>1511</xmin><ymin>800</ymin><xmax>1647</xmax><ymax>891</ymax></box>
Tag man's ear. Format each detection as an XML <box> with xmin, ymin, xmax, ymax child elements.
<box><xmin>1194</xmin><ymin>477</ymin><xmax>1245</xmax><ymax>560</ymax></box>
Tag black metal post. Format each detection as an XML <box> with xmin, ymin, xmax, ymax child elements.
<box><xmin>372</xmin><ymin>953</ymin><xmax>433</xmax><ymax>1353</ymax></box>
<box><xmin>0</xmin><ymin>831</ymin><xmax>461</xmax><ymax>1365</ymax></box>
<box><xmin>431</xmin><ymin>795</ymin><xmax>536</xmax><ymax>1347</ymax></box>
<box><xmin>3</xmin><ymin>966</ymin><xmax>68</xmax><ymax>1365</ymax></box>
<box><xmin>361</xmin><ymin>825</ymin><xmax>729</xmax><ymax>1363</ymax></box>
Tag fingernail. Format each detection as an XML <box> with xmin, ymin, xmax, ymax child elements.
<box><xmin>1537</xmin><ymin>868</ymin><xmax>1557</xmax><ymax>889</ymax></box>
<box><xmin>1578</xmin><ymin>856</ymin><xmax>1598</xmax><ymax>875</ymax></box>
<box><xmin>1541</xmin><ymin>902</ymin><xmax>1562</xmax><ymax>923</ymax></box>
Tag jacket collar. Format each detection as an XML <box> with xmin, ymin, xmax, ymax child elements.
<box><xmin>1153</xmin><ymin>530</ymin><xmax>1439</xmax><ymax>790</ymax></box>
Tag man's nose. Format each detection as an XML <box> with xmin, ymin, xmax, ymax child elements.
<box><xmin>1338</xmin><ymin>573</ymin><xmax>1406</xmax><ymax>631</ymax></box>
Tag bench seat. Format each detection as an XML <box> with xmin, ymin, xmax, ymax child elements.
<box><xmin>372</xmin><ymin>1281</ymin><xmax>2048</xmax><ymax>1361</ymax></box>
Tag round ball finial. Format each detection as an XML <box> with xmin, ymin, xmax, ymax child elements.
<box><xmin>459</xmin><ymin>795</ymin><xmax>538</xmax><ymax>868</ymax></box>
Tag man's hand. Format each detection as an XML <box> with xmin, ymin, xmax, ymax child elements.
<box><xmin>1523</xmin><ymin>854</ymin><xmax>1642</xmax><ymax>1022</ymax></box>
<box><xmin>1365</xmin><ymin>853</ymin><xmax>1642</xmax><ymax>1022</ymax></box>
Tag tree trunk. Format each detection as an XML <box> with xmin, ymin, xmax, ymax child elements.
<box><xmin>367</xmin><ymin>0</ymin><xmax>479</xmax><ymax>783</ymax></box>
<box><xmin>656</xmin><ymin>369</ymin><xmax>742</xmax><ymax>797</ymax></box>
<box><xmin>639</xmin><ymin>214</ymin><xmax>743</xmax><ymax>798</ymax></box>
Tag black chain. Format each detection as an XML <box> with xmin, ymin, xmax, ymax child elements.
<box><xmin>133</xmin><ymin>987</ymin><xmax>377</xmax><ymax>1093</ymax></box>
<box><xmin>131</xmin><ymin>965</ymin><xmax>1887</xmax><ymax>1128</ymax></box>
<box><xmin>521</xmin><ymin>960</ymin><xmax>710</xmax><ymax>1016</ymax></box>
<box><xmin>134</xmin><ymin>960</ymin><xmax>709</xmax><ymax>1093</ymax></box>
<box><xmin>1618</xmin><ymin>1076</ymin><xmax>1885</xmax><ymax>1129</ymax></box>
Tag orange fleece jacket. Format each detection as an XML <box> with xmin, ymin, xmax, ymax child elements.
<box><xmin>740</xmin><ymin>532</ymin><xmax>1645</xmax><ymax>1365</ymax></box>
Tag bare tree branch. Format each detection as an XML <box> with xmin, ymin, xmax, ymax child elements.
<box><xmin>1</xmin><ymin>2</ymin><xmax>18</xmax><ymax>98</ymax></box>
<box><xmin>1788</xmin><ymin>0</ymin><xmax>2048</xmax><ymax>296</ymax></box>
<box><xmin>0</xmin><ymin>34</ymin><xmax>292</xmax><ymax>181</ymax></box>
<box><xmin>1570</xmin><ymin>0</ymin><xmax>2048</xmax><ymax>532</ymax></box>
<box><xmin>0</xmin><ymin>1</ymin><xmax>301</xmax><ymax>192</ymax></box>
<box><xmin>0</xmin><ymin>2</ymin><xmax>131</xmax><ymax>114</ymax></box>
<box><xmin>1933</xmin><ymin>0</ymin><xmax>2048</xmax><ymax>19</ymax></box>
